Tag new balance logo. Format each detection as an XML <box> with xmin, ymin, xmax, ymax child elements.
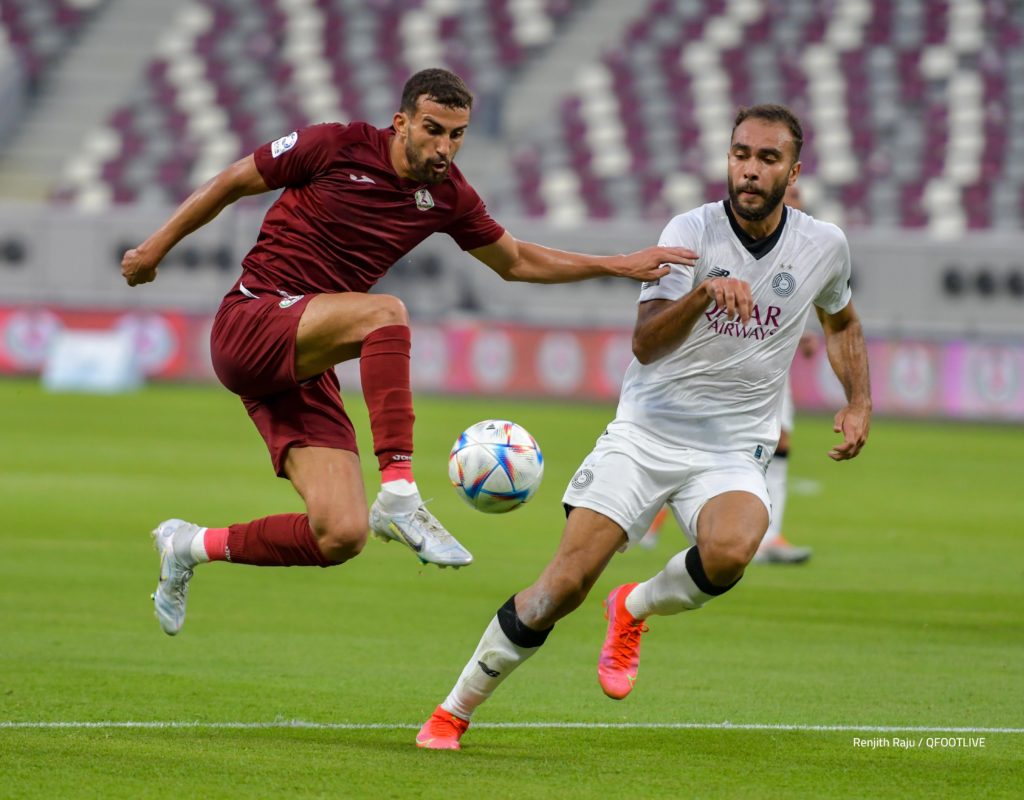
<box><xmin>349</xmin><ymin>173</ymin><xmax>376</xmax><ymax>184</ymax></box>
<box><xmin>707</xmin><ymin>267</ymin><xmax>731</xmax><ymax>278</ymax></box>
<box><xmin>477</xmin><ymin>660</ymin><xmax>500</xmax><ymax>678</ymax></box>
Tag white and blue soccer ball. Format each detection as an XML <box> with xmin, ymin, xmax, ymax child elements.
<box><xmin>448</xmin><ymin>420</ymin><xmax>544</xmax><ymax>514</ymax></box>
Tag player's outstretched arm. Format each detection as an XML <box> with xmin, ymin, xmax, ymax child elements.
<box><xmin>469</xmin><ymin>232</ymin><xmax>697</xmax><ymax>285</ymax></box>
<box><xmin>632</xmin><ymin>277</ymin><xmax>753</xmax><ymax>364</ymax></box>
<box><xmin>121</xmin><ymin>155</ymin><xmax>270</xmax><ymax>287</ymax></box>
<box><xmin>817</xmin><ymin>301</ymin><xmax>872</xmax><ymax>461</ymax></box>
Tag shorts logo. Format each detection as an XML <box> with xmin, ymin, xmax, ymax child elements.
<box><xmin>571</xmin><ymin>468</ymin><xmax>594</xmax><ymax>490</ymax></box>
<box><xmin>414</xmin><ymin>188</ymin><xmax>435</xmax><ymax>211</ymax></box>
<box><xmin>270</xmin><ymin>131</ymin><xmax>298</xmax><ymax>158</ymax></box>
<box><xmin>278</xmin><ymin>294</ymin><xmax>304</xmax><ymax>308</ymax></box>
<box><xmin>641</xmin><ymin>279</ymin><xmax>660</xmax><ymax>290</ymax></box>
<box><xmin>772</xmin><ymin>271</ymin><xmax>796</xmax><ymax>297</ymax></box>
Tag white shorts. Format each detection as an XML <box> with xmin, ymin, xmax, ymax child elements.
<box><xmin>561</xmin><ymin>422</ymin><xmax>772</xmax><ymax>549</ymax></box>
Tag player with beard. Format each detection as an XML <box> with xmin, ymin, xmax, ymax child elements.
<box><xmin>122</xmin><ymin>68</ymin><xmax>695</xmax><ymax>636</ymax></box>
<box><xmin>416</xmin><ymin>103</ymin><xmax>871</xmax><ymax>749</ymax></box>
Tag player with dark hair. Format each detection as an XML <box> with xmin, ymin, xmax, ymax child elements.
<box><xmin>122</xmin><ymin>68</ymin><xmax>696</xmax><ymax>636</ymax></box>
<box><xmin>416</xmin><ymin>103</ymin><xmax>871</xmax><ymax>749</ymax></box>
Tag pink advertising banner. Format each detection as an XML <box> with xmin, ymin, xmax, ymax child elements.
<box><xmin>1</xmin><ymin>306</ymin><xmax>1022</xmax><ymax>421</ymax></box>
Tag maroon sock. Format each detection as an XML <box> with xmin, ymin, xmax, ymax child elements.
<box><xmin>203</xmin><ymin>527</ymin><xmax>230</xmax><ymax>561</ymax></box>
<box><xmin>226</xmin><ymin>514</ymin><xmax>332</xmax><ymax>567</ymax></box>
<box><xmin>360</xmin><ymin>324</ymin><xmax>416</xmax><ymax>474</ymax></box>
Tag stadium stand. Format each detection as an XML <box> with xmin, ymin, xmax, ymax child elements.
<box><xmin>505</xmin><ymin>0</ymin><xmax>1024</xmax><ymax>232</ymax></box>
<box><xmin>50</xmin><ymin>0</ymin><xmax>590</xmax><ymax>206</ymax></box>
<box><xmin>2</xmin><ymin>0</ymin><xmax>1023</xmax><ymax>235</ymax></box>
<box><xmin>0</xmin><ymin>0</ymin><xmax>107</xmax><ymax>85</ymax></box>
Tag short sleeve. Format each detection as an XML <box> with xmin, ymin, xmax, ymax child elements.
<box><xmin>813</xmin><ymin>225</ymin><xmax>853</xmax><ymax>314</ymax></box>
<box><xmin>253</xmin><ymin>124</ymin><xmax>341</xmax><ymax>190</ymax></box>
<box><xmin>638</xmin><ymin>212</ymin><xmax>702</xmax><ymax>303</ymax></box>
<box><xmin>442</xmin><ymin>183</ymin><xmax>506</xmax><ymax>251</ymax></box>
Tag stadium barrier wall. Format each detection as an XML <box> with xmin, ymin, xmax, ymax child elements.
<box><xmin>1</xmin><ymin>202</ymin><xmax>1024</xmax><ymax>337</ymax></box>
<box><xmin>1</xmin><ymin>305</ymin><xmax>1022</xmax><ymax>422</ymax></box>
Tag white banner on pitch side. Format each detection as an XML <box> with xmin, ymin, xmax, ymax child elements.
<box><xmin>42</xmin><ymin>329</ymin><xmax>143</xmax><ymax>393</ymax></box>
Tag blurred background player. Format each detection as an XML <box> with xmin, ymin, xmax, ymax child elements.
<box><xmin>416</xmin><ymin>104</ymin><xmax>872</xmax><ymax>750</ymax></box>
<box><xmin>641</xmin><ymin>183</ymin><xmax>817</xmax><ymax>565</ymax></box>
<box><xmin>122</xmin><ymin>68</ymin><xmax>694</xmax><ymax>636</ymax></box>
<box><xmin>757</xmin><ymin>182</ymin><xmax>818</xmax><ymax>564</ymax></box>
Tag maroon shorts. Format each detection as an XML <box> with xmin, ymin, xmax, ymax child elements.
<box><xmin>210</xmin><ymin>287</ymin><xmax>358</xmax><ymax>477</ymax></box>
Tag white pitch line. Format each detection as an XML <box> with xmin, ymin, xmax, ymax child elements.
<box><xmin>1</xmin><ymin>721</ymin><xmax>1022</xmax><ymax>734</ymax></box>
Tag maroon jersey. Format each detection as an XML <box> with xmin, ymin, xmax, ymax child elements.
<box><xmin>241</xmin><ymin>122</ymin><xmax>505</xmax><ymax>295</ymax></box>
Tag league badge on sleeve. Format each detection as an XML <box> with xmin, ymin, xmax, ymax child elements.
<box><xmin>271</xmin><ymin>131</ymin><xmax>298</xmax><ymax>158</ymax></box>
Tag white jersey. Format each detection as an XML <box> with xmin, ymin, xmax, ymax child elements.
<box><xmin>615</xmin><ymin>201</ymin><xmax>852</xmax><ymax>456</ymax></box>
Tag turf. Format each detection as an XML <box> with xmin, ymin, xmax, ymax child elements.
<box><xmin>1</xmin><ymin>378</ymin><xmax>1021</xmax><ymax>799</ymax></box>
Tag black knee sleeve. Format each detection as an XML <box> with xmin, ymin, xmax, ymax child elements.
<box><xmin>497</xmin><ymin>595</ymin><xmax>553</xmax><ymax>648</ymax></box>
<box><xmin>686</xmin><ymin>546</ymin><xmax>741</xmax><ymax>596</ymax></box>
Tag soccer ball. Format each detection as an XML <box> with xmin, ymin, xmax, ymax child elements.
<box><xmin>448</xmin><ymin>420</ymin><xmax>544</xmax><ymax>514</ymax></box>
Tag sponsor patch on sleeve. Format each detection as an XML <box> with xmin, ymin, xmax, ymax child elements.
<box><xmin>270</xmin><ymin>131</ymin><xmax>298</xmax><ymax>158</ymax></box>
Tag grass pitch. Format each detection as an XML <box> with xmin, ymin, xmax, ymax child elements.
<box><xmin>0</xmin><ymin>378</ymin><xmax>1021</xmax><ymax>799</ymax></box>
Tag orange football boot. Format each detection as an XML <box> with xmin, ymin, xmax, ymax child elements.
<box><xmin>598</xmin><ymin>583</ymin><xmax>649</xmax><ymax>700</ymax></box>
<box><xmin>416</xmin><ymin>705</ymin><xmax>470</xmax><ymax>750</ymax></box>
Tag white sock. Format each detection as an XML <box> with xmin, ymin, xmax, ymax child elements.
<box><xmin>187</xmin><ymin>527</ymin><xmax>211</xmax><ymax>564</ymax></box>
<box><xmin>763</xmin><ymin>453</ymin><xmax>789</xmax><ymax>544</ymax></box>
<box><xmin>442</xmin><ymin>612</ymin><xmax>544</xmax><ymax>720</ymax></box>
<box><xmin>625</xmin><ymin>547</ymin><xmax>720</xmax><ymax>618</ymax></box>
<box><xmin>379</xmin><ymin>479</ymin><xmax>420</xmax><ymax>513</ymax></box>
<box><xmin>168</xmin><ymin>524</ymin><xmax>209</xmax><ymax>568</ymax></box>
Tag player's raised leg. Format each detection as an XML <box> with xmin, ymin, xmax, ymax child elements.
<box><xmin>601</xmin><ymin>491</ymin><xmax>768</xmax><ymax>698</ymax></box>
<box><xmin>295</xmin><ymin>292</ymin><xmax>472</xmax><ymax>567</ymax></box>
<box><xmin>417</xmin><ymin>508</ymin><xmax>625</xmax><ymax>750</ymax></box>
<box><xmin>150</xmin><ymin>446</ymin><xmax>367</xmax><ymax>635</ymax></box>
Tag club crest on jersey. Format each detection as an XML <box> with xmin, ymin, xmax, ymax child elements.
<box><xmin>270</xmin><ymin>131</ymin><xmax>298</xmax><ymax>158</ymax></box>
<box><xmin>772</xmin><ymin>271</ymin><xmax>796</xmax><ymax>297</ymax></box>
<box><xmin>414</xmin><ymin>188</ymin><xmax>435</xmax><ymax>211</ymax></box>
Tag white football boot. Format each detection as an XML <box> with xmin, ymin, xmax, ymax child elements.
<box><xmin>753</xmin><ymin>536</ymin><xmax>813</xmax><ymax>565</ymax></box>
<box><xmin>151</xmin><ymin>519</ymin><xmax>202</xmax><ymax>635</ymax></box>
<box><xmin>369</xmin><ymin>498</ymin><xmax>472</xmax><ymax>568</ymax></box>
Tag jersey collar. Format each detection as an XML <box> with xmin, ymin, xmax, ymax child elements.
<box><xmin>723</xmin><ymin>200</ymin><xmax>788</xmax><ymax>260</ymax></box>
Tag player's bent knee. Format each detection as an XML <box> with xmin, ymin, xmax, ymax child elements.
<box><xmin>368</xmin><ymin>294</ymin><xmax>409</xmax><ymax>331</ymax></box>
<box><xmin>308</xmin><ymin>514</ymin><xmax>368</xmax><ymax>564</ymax></box>
<box><xmin>700</xmin><ymin>537</ymin><xmax>757</xmax><ymax>584</ymax></box>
